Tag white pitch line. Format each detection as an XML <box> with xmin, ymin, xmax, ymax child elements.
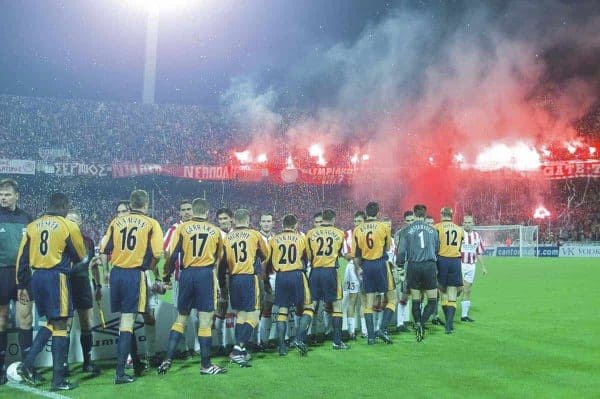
<box><xmin>7</xmin><ymin>381</ymin><xmax>70</xmax><ymax>399</ymax></box>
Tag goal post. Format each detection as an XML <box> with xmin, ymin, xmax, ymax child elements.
<box><xmin>473</xmin><ymin>225</ymin><xmax>539</xmax><ymax>257</ymax></box>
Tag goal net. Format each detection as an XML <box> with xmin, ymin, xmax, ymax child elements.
<box><xmin>473</xmin><ymin>225</ymin><xmax>539</xmax><ymax>257</ymax></box>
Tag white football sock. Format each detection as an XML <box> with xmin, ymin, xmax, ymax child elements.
<box><xmin>396</xmin><ymin>304</ymin><xmax>404</xmax><ymax>326</ymax></box>
<box><xmin>259</xmin><ymin>315</ymin><xmax>273</xmax><ymax>343</ymax></box>
<box><xmin>461</xmin><ymin>300</ymin><xmax>471</xmax><ymax>318</ymax></box>
<box><xmin>360</xmin><ymin>317</ymin><xmax>367</xmax><ymax>335</ymax></box>
<box><xmin>347</xmin><ymin>317</ymin><xmax>355</xmax><ymax>335</ymax></box>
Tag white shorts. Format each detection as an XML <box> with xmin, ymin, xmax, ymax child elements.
<box><xmin>145</xmin><ymin>270</ymin><xmax>160</xmax><ymax>311</ymax></box>
<box><xmin>343</xmin><ymin>262</ymin><xmax>360</xmax><ymax>294</ymax></box>
<box><xmin>461</xmin><ymin>263</ymin><xmax>476</xmax><ymax>284</ymax></box>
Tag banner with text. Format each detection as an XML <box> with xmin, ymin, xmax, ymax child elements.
<box><xmin>559</xmin><ymin>245</ymin><xmax>600</xmax><ymax>257</ymax></box>
<box><xmin>0</xmin><ymin>159</ymin><xmax>35</xmax><ymax>175</ymax></box>
<box><xmin>541</xmin><ymin>160</ymin><xmax>600</xmax><ymax>179</ymax></box>
<box><xmin>112</xmin><ymin>163</ymin><xmax>240</xmax><ymax>181</ymax></box>
<box><xmin>52</xmin><ymin>162</ymin><xmax>111</xmax><ymax>177</ymax></box>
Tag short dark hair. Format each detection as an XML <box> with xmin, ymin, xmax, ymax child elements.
<box><xmin>260</xmin><ymin>212</ymin><xmax>273</xmax><ymax>219</ymax></box>
<box><xmin>130</xmin><ymin>190</ymin><xmax>149</xmax><ymax>210</ymax></box>
<box><xmin>322</xmin><ymin>209</ymin><xmax>336</xmax><ymax>222</ymax></box>
<box><xmin>403</xmin><ymin>210</ymin><xmax>414</xmax><ymax>219</ymax></box>
<box><xmin>48</xmin><ymin>193</ymin><xmax>69</xmax><ymax>214</ymax></box>
<box><xmin>366</xmin><ymin>202</ymin><xmax>379</xmax><ymax>217</ymax></box>
<box><xmin>282</xmin><ymin>214</ymin><xmax>297</xmax><ymax>229</ymax></box>
<box><xmin>353</xmin><ymin>211</ymin><xmax>366</xmax><ymax>219</ymax></box>
<box><xmin>426</xmin><ymin>215</ymin><xmax>434</xmax><ymax>221</ymax></box>
<box><xmin>216</xmin><ymin>208</ymin><xmax>233</xmax><ymax>218</ymax></box>
<box><xmin>313</xmin><ymin>211</ymin><xmax>323</xmax><ymax>219</ymax></box>
<box><xmin>413</xmin><ymin>204</ymin><xmax>427</xmax><ymax>218</ymax></box>
<box><xmin>179</xmin><ymin>199</ymin><xmax>192</xmax><ymax>209</ymax></box>
<box><xmin>0</xmin><ymin>178</ymin><xmax>19</xmax><ymax>193</ymax></box>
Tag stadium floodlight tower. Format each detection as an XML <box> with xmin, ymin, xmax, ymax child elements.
<box><xmin>128</xmin><ymin>0</ymin><xmax>194</xmax><ymax>104</ymax></box>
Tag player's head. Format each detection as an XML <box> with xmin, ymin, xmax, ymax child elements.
<box><xmin>413</xmin><ymin>204</ymin><xmax>427</xmax><ymax>219</ymax></box>
<box><xmin>366</xmin><ymin>202</ymin><xmax>379</xmax><ymax>218</ymax></box>
<box><xmin>425</xmin><ymin>215</ymin><xmax>434</xmax><ymax>225</ymax></box>
<box><xmin>380</xmin><ymin>216</ymin><xmax>392</xmax><ymax>229</ymax></box>
<box><xmin>403</xmin><ymin>210</ymin><xmax>414</xmax><ymax>225</ymax></box>
<box><xmin>66</xmin><ymin>208</ymin><xmax>82</xmax><ymax>226</ymax></box>
<box><xmin>353</xmin><ymin>211</ymin><xmax>366</xmax><ymax>227</ymax></box>
<box><xmin>0</xmin><ymin>178</ymin><xmax>19</xmax><ymax>211</ymax></box>
<box><xmin>440</xmin><ymin>207</ymin><xmax>453</xmax><ymax>221</ymax></box>
<box><xmin>322</xmin><ymin>209</ymin><xmax>336</xmax><ymax>225</ymax></box>
<box><xmin>192</xmin><ymin>198</ymin><xmax>209</xmax><ymax>218</ymax></box>
<box><xmin>282</xmin><ymin>214</ymin><xmax>298</xmax><ymax>230</ymax></box>
<box><xmin>179</xmin><ymin>199</ymin><xmax>193</xmax><ymax>222</ymax></box>
<box><xmin>216</xmin><ymin>207</ymin><xmax>234</xmax><ymax>232</ymax></box>
<box><xmin>463</xmin><ymin>214</ymin><xmax>475</xmax><ymax>232</ymax></box>
<box><xmin>234</xmin><ymin>209</ymin><xmax>250</xmax><ymax>228</ymax></box>
<box><xmin>48</xmin><ymin>192</ymin><xmax>70</xmax><ymax>217</ymax></box>
<box><xmin>116</xmin><ymin>200</ymin><xmax>130</xmax><ymax>216</ymax></box>
<box><xmin>129</xmin><ymin>190</ymin><xmax>149</xmax><ymax>213</ymax></box>
<box><xmin>313</xmin><ymin>211</ymin><xmax>323</xmax><ymax>227</ymax></box>
<box><xmin>259</xmin><ymin>212</ymin><xmax>273</xmax><ymax>234</ymax></box>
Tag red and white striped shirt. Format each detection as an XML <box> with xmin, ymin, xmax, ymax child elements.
<box><xmin>461</xmin><ymin>231</ymin><xmax>484</xmax><ymax>264</ymax></box>
<box><xmin>163</xmin><ymin>222</ymin><xmax>181</xmax><ymax>280</ymax></box>
<box><xmin>343</xmin><ymin>229</ymin><xmax>353</xmax><ymax>256</ymax></box>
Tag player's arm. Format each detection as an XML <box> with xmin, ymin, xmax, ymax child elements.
<box><xmin>99</xmin><ymin>223</ymin><xmax>114</xmax><ymax>278</ymax></box>
<box><xmin>217</xmin><ymin>246</ymin><xmax>229</xmax><ymax>297</ymax></box>
<box><xmin>164</xmin><ymin>228</ymin><xmax>183</xmax><ymax>284</ymax></box>
<box><xmin>65</xmin><ymin>222</ymin><xmax>87</xmax><ymax>264</ymax></box>
<box><xmin>396</xmin><ymin>233</ymin><xmax>407</xmax><ymax>268</ymax></box>
<box><xmin>257</xmin><ymin>235</ymin><xmax>271</xmax><ymax>280</ymax></box>
<box><xmin>352</xmin><ymin>230</ymin><xmax>363</xmax><ymax>270</ymax></box>
<box><xmin>384</xmin><ymin>224</ymin><xmax>392</xmax><ymax>253</ymax></box>
<box><xmin>16</xmin><ymin>230</ymin><xmax>32</xmax><ymax>303</ymax></box>
<box><xmin>477</xmin><ymin>238</ymin><xmax>487</xmax><ymax>275</ymax></box>
<box><xmin>148</xmin><ymin>221</ymin><xmax>165</xmax><ymax>280</ymax></box>
<box><xmin>306</xmin><ymin>233</ymin><xmax>315</xmax><ymax>263</ymax></box>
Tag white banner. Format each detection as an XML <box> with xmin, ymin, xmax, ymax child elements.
<box><xmin>0</xmin><ymin>159</ymin><xmax>36</xmax><ymax>175</ymax></box>
<box><xmin>559</xmin><ymin>245</ymin><xmax>600</xmax><ymax>257</ymax></box>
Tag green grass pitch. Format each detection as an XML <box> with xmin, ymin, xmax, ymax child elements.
<box><xmin>3</xmin><ymin>257</ymin><xmax>599</xmax><ymax>399</ymax></box>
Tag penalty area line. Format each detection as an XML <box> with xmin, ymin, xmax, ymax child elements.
<box><xmin>7</xmin><ymin>381</ymin><xmax>70</xmax><ymax>399</ymax></box>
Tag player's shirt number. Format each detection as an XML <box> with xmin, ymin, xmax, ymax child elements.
<box><xmin>278</xmin><ymin>244</ymin><xmax>297</xmax><ymax>264</ymax></box>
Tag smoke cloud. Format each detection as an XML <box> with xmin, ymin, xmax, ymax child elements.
<box><xmin>222</xmin><ymin>1</ymin><xmax>600</xmax><ymax>219</ymax></box>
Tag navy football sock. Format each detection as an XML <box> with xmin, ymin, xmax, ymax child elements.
<box><xmin>18</xmin><ymin>328</ymin><xmax>33</xmax><ymax>361</ymax></box>
<box><xmin>166</xmin><ymin>330</ymin><xmax>182</xmax><ymax>360</ymax></box>
<box><xmin>411</xmin><ymin>301</ymin><xmax>422</xmax><ymax>326</ymax></box>
<box><xmin>235</xmin><ymin>323</ymin><xmax>243</xmax><ymax>346</ymax></box>
<box><xmin>24</xmin><ymin>326</ymin><xmax>52</xmax><ymax>368</ymax></box>
<box><xmin>295</xmin><ymin>315</ymin><xmax>312</xmax><ymax>342</ymax></box>
<box><xmin>116</xmin><ymin>331</ymin><xmax>132</xmax><ymax>377</ymax></box>
<box><xmin>364</xmin><ymin>313</ymin><xmax>375</xmax><ymax>339</ymax></box>
<box><xmin>380</xmin><ymin>309</ymin><xmax>393</xmax><ymax>332</ymax></box>
<box><xmin>332</xmin><ymin>316</ymin><xmax>343</xmax><ymax>345</ymax></box>
<box><xmin>422</xmin><ymin>299</ymin><xmax>438</xmax><ymax>325</ymax></box>
<box><xmin>80</xmin><ymin>331</ymin><xmax>93</xmax><ymax>365</ymax></box>
<box><xmin>276</xmin><ymin>321</ymin><xmax>287</xmax><ymax>346</ymax></box>
<box><xmin>0</xmin><ymin>331</ymin><xmax>7</xmax><ymax>367</ymax></box>
<box><xmin>198</xmin><ymin>337</ymin><xmax>212</xmax><ymax>369</ymax></box>
<box><xmin>51</xmin><ymin>335</ymin><xmax>68</xmax><ymax>385</ymax></box>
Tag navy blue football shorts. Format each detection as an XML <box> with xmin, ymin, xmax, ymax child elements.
<box><xmin>361</xmin><ymin>258</ymin><xmax>395</xmax><ymax>294</ymax></box>
<box><xmin>31</xmin><ymin>269</ymin><xmax>72</xmax><ymax>320</ymax></box>
<box><xmin>230</xmin><ymin>274</ymin><xmax>260</xmax><ymax>312</ymax></box>
<box><xmin>178</xmin><ymin>266</ymin><xmax>216</xmax><ymax>313</ymax></box>
<box><xmin>436</xmin><ymin>256</ymin><xmax>463</xmax><ymax>288</ymax></box>
<box><xmin>308</xmin><ymin>267</ymin><xmax>342</xmax><ymax>303</ymax></box>
<box><xmin>274</xmin><ymin>270</ymin><xmax>311</xmax><ymax>308</ymax></box>
<box><xmin>110</xmin><ymin>267</ymin><xmax>147</xmax><ymax>314</ymax></box>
